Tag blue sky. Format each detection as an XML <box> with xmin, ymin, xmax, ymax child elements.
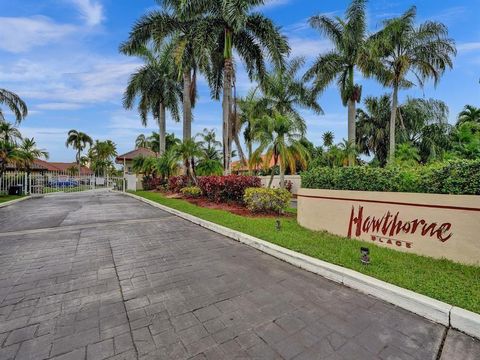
<box><xmin>1</xmin><ymin>0</ymin><xmax>479</xmax><ymax>161</ymax></box>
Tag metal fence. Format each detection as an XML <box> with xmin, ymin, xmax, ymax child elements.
<box><xmin>0</xmin><ymin>171</ymin><xmax>126</xmax><ymax>196</ymax></box>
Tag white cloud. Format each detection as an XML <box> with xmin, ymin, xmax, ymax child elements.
<box><xmin>457</xmin><ymin>42</ymin><xmax>480</xmax><ymax>53</ymax></box>
<box><xmin>35</xmin><ymin>103</ymin><xmax>84</xmax><ymax>110</ymax></box>
<box><xmin>289</xmin><ymin>37</ymin><xmax>332</xmax><ymax>60</ymax></box>
<box><xmin>260</xmin><ymin>0</ymin><xmax>292</xmax><ymax>10</ymax></box>
<box><xmin>0</xmin><ymin>16</ymin><xmax>75</xmax><ymax>53</ymax></box>
<box><xmin>68</xmin><ymin>0</ymin><xmax>104</xmax><ymax>26</ymax></box>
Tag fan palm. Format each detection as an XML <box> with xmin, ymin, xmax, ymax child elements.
<box><xmin>457</xmin><ymin>105</ymin><xmax>480</xmax><ymax>125</ymax></box>
<box><xmin>122</xmin><ymin>45</ymin><xmax>181</xmax><ymax>155</ymax></box>
<box><xmin>369</xmin><ymin>6</ymin><xmax>456</xmax><ymax>162</ymax></box>
<box><xmin>304</xmin><ymin>0</ymin><xmax>369</xmax><ymax>166</ymax></box>
<box><xmin>356</xmin><ymin>95</ymin><xmax>391</xmax><ymax>166</ymax></box>
<box><xmin>0</xmin><ymin>122</ymin><xmax>22</xmax><ymax>145</ymax></box>
<box><xmin>253</xmin><ymin>111</ymin><xmax>309</xmax><ymax>189</ymax></box>
<box><xmin>65</xmin><ymin>130</ymin><xmax>93</xmax><ymax>176</ymax></box>
<box><xmin>0</xmin><ymin>89</ymin><xmax>28</xmax><ymax>123</ymax></box>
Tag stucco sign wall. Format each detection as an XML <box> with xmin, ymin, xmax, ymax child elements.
<box><xmin>297</xmin><ymin>188</ymin><xmax>480</xmax><ymax>265</ymax></box>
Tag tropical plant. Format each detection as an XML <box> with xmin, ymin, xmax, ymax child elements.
<box><xmin>450</xmin><ymin>122</ymin><xmax>480</xmax><ymax>159</ymax></box>
<box><xmin>356</xmin><ymin>95</ymin><xmax>391</xmax><ymax>166</ymax></box>
<box><xmin>0</xmin><ymin>89</ymin><xmax>28</xmax><ymax>123</ymax></box>
<box><xmin>322</xmin><ymin>131</ymin><xmax>334</xmax><ymax>148</ymax></box>
<box><xmin>304</xmin><ymin>0</ymin><xmax>369</xmax><ymax>166</ymax></box>
<box><xmin>174</xmin><ymin>0</ymin><xmax>290</xmax><ymax>172</ymax></box>
<box><xmin>122</xmin><ymin>45</ymin><xmax>181</xmax><ymax>155</ymax></box>
<box><xmin>0</xmin><ymin>122</ymin><xmax>22</xmax><ymax>145</ymax></box>
<box><xmin>88</xmin><ymin>140</ymin><xmax>118</xmax><ymax>176</ymax></box>
<box><xmin>457</xmin><ymin>105</ymin><xmax>480</xmax><ymax>125</ymax></box>
<box><xmin>17</xmin><ymin>138</ymin><xmax>49</xmax><ymax>174</ymax></box>
<box><xmin>135</xmin><ymin>134</ymin><xmax>150</xmax><ymax>149</ymax></box>
<box><xmin>369</xmin><ymin>6</ymin><xmax>456</xmax><ymax>162</ymax></box>
<box><xmin>0</xmin><ymin>140</ymin><xmax>20</xmax><ymax>178</ymax></box>
<box><xmin>252</xmin><ymin>111</ymin><xmax>309</xmax><ymax>189</ymax></box>
<box><xmin>156</xmin><ymin>148</ymin><xmax>181</xmax><ymax>178</ymax></box>
<box><xmin>395</xmin><ymin>142</ymin><xmax>420</xmax><ymax>167</ymax></box>
<box><xmin>65</xmin><ymin>130</ymin><xmax>93</xmax><ymax>176</ymax></box>
<box><xmin>176</xmin><ymin>139</ymin><xmax>202</xmax><ymax>184</ymax></box>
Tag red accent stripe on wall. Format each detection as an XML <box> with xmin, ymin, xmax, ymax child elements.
<box><xmin>297</xmin><ymin>194</ymin><xmax>480</xmax><ymax>212</ymax></box>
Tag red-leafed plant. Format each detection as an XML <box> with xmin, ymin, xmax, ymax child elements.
<box><xmin>168</xmin><ymin>175</ymin><xmax>189</xmax><ymax>193</ymax></box>
<box><xmin>197</xmin><ymin>175</ymin><xmax>261</xmax><ymax>203</ymax></box>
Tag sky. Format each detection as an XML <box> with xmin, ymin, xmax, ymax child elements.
<box><xmin>0</xmin><ymin>0</ymin><xmax>479</xmax><ymax>162</ymax></box>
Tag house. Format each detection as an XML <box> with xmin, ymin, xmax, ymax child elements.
<box><xmin>5</xmin><ymin>159</ymin><xmax>93</xmax><ymax>175</ymax></box>
<box><xmin>115</xmin><ymin>147</ymin><xmax>157</xmax><ymax>174</ymax></box>
<box><xmin>231</xmin><ymin>155</ymin><xmax>276</xmax><ymax>174</ymax></box>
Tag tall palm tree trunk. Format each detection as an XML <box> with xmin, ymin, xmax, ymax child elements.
<box><xmin>347</xmin><ymin>99</ymin><xmax>356</xmax><ymax>166</ymax></box>
<box><xmin>77</xmin><ymin>149</ymin><xmax>81</xmax><ymax>179</ymax></box>
<box><xmin>223</xmin><ymin>60</ymin><xmax>233</xmax><ymax>175</ymax></box>
<box><xmin>234</xmin><ymin>133</ymin><xmax>246</xmax><ymax>166</ymax></box>
<box><xmin>182</xmin><ymin>70</ymin><xmax>192</xmax><ymax>141</ymax></box>
<box><xmin>158</xmin><ymin>103</ymin><xmax>166</xmax><ymax>156</ymax></box>
<box><xmin>279</xmin><ymin>161</ymin><xmax>285</xmax><ymax>190</ymax></box>
<box><xmin>268</xmin><ymin>156</ymin><xmax>278</xmax><ymax>188</ymax></box>
<box><xmin>389</xmin><ymin>85</ymin><xmax>399</xmax><ymax>163</ymax></box>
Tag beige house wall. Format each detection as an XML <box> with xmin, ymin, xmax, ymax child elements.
<box><xmin>297</xmin><ymin>188</ymin><xmax>480</xmax><ymax>265</ymax></box>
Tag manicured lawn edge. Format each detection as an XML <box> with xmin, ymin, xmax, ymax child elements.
<box><xmin>123</xmin><ymin>191</ymin><xmax>480</xmax><ymax>339</ymax></box>
<box><xmin>0</xmin><ymin>195</ymin><xmax>29</xmax><ymax>208</ymax></box>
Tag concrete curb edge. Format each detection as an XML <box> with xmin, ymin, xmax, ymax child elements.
<box><xmin>0</xmin><ymin>196</ymin><xmax>31</xmax><ymax>208</ymax></box>
<box><xmin>122</xmin><ymin>191</ymin><xmax>480</xmax><ymax>340</ymax></box>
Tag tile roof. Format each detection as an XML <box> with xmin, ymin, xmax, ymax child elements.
<box><xmin>115</xmin><ymin>147</ymin><xmax>157</xmax><ymax>163</ymax></box>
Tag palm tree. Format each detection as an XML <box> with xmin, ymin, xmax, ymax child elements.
<box><xmin>304</xmin><ymin>0</ymin><xmax>369</xmax><ymax>166</ymax></box>
<box><xmin>176</xmin><ymin>139</ymin><xmax>202</xmax><ymax>184</ymax></box>
<box><xmin>170</xmin><ymin>0</ymin><xmax>289</xmax><ymax>172</ymax></box>
<box><xmin>88</xmin><ymin>140</ymin><xmax>118</xmax><ymax>176</ymax></box>
<box><xmin>135</xmin><ymin>134</ymin><xmax>150</xmax><ymax>149</ymax></box>
<box><xmin>322</xmin><ymin>131</ymin><xmax>334</xmax><ymax>148</ymax></box>
<box><xmin>458</xmin><ymin>105</ymin><xmax>480</xmax><ymax>125</ymax></box>
<box><xmin>338</xmin><ymin>139</ymin><xmax>358</xmax><ymax>166</ymax></box>
<box><xmin>65</xmin><ymin>130</ymin><xmax>93</xmax><ymax>176</ymax></box>
<box><xmin>0</xmin><ymin>122</ymin><xmax>22</xmax><ymax>145</ymax></box>
<box><xmin>370</xmin><ymin>6</ymin><xmax>456</xmax><ymax>162</ymax></box>
<box><xmin>0</xmin><ymin>89</ymin><xmax>28</xmax><ymax>123</ymax></box>
<box><xmin>17</xmin><ymin>138</ymin><xmax>48</xmax><ymax>192</ymax></box>
<box><xmin>356</xmin><ymin>95</ymin><xmax>391</xmax><ymax>166</ymax></box>
<box><xmin>395</xmin><ymin>142</ymin><xmax>420</xmax><ymax>167</ymax></box>
<box><xmin>196</xmin><ymin>128</ymin><xmax>222</xmax><ymax>153</ymax></box>
<box><xmin>196</xmin><ymin>129</ymin><xmax>223</xmax><ymax>176</ymax></box>
<box><xmin>156</xmin><ymin>149</ymin><xmax>181</xmax><ymax>178</ymax></box>
<box><xmin>165</xmin><ymin>133</ymin><xmax>181</xmax><ymax>152</ymax></box>
<box><xmin>253</xmin><ymin>111</ymin><xmax>309</xmax><ymax>189</ymax></box>
<box><xmin>122</xmin><ymin>45</ymin><xmax>181</xmax><ymax>155</ymax></box>
<box><xmin>120</xmin><ymin>7</ymin><xmax>212</xmax><ymax>143</ymax></box>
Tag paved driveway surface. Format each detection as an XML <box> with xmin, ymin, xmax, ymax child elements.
<box><xmin>0</xmin><ymin>191</ymin><xmax>478</xmax><ymax>360</ymax></box>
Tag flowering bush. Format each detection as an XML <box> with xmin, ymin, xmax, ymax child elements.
<box><xmin>180</xmin><ymin>186</ymin><xmax>202</xmax><ymax>198</ymax></box>
<box><xmin>168</xmin><ymin>176</ymin><xmax>189</xmax><ymax>193</ymax></box>
<box><xmin>244</xmin><ymin>187</ymin><xmax>291</xmax><ymax>213</ymax></box>
<box><xmin>197</xmin><ymin>175</ymin><xmax>261</xmax><ymax>203</ymax></box>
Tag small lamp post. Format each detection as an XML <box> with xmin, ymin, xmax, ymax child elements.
<box><xmin>360</xmin><ymin>247</ymin><xmax>370</xmax><ymax>265</ymax></box>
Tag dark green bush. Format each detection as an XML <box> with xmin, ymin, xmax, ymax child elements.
<box><xmin>301</xmin><ymin>160</ymin><xmax>480</xmax><ymax>195</ymax></box>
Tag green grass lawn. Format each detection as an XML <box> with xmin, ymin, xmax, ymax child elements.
<box><xmin>0</xmin><ymin>195</ymin><xmax>26</xmax><ymax>204</ymax></box>
<box><xmin>135</xmin><ymin>190</ymin><xmax>480</xmax><ymax>314</ymax></box>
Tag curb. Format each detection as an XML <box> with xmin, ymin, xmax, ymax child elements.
<box><xmin>122</xmin><ymin>191</ymin><xmax>480</xmax><ymax>340</ymax></box>
<box><xmin>0</xmin><ymin>196</ymin><xmax>30</xmax><ymax>208</ymax></box>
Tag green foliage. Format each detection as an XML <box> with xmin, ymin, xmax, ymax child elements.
<box><xmin>302</xmin><ymin>160</ymin><xmax>480</xmax><ymax>195</ymax></box>
<box><xmin>180</xmin><ymin>186</ymin><xmax>202</xmax><ymax>198</ymax></box>
<box><xmin>244</xmin><ymin>187</ymin><xmax>291</xmax><ymax>213</ymax></box>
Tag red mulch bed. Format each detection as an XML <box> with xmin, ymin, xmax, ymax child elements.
<box><xmin>155</xmin><ymin>191</ymin><xmax>292</xmax><ymax>218</ymax></box>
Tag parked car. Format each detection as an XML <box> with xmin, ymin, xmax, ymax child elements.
<box><xmin>48</xmin><ymin>179</ymin><xmax>79</xmax><ymax>188</ymax></box>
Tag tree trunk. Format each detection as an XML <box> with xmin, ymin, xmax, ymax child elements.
<box><xmin>347</xmin><ymin>98</ymin><xmax>356</xmax><ymax>166</ymax></box>
<box><xmin>234</xmin><ymin>133</ymin><xmax>246</xmax><ymax>167</ymax></box>
<box><xmin>268</xmin><ymin>156</ymin><xmax>278</xmax><ymax>188</ymax></box>
<box><xmin>77</xmin><ymin>150</ymin><xmax>81</xmax><ymax>179</ymax></box>
<box><xmin>182</xmin><ymin>70</ymin><xmax>192</xmax><ymax>142</ymax></box>
<box><xmin>223</xmin><ymin>59</ymin><xmax>233</xmax><ymax>175</ymax></box>
<box><xmin>158</xmin><ymin>103</ymin><xmax>166</xmax><ymax>156</ymax></box>
<box><xmin>279</xmin><ymin>161</ymin><xmax>285</xmax><ymax>189</ymax></box>
<box><xmin>389</xmin><ymin>85</ymin><xmax>399</xmax><ymax>163</ymax></box>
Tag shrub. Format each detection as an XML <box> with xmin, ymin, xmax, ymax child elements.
<box><xmin>284</xmin><ymin>180</ymin><xmax>293</xmax><ymax>193</ymax></box>
<box><xmin>168</xmin><ymin>176</ymin><xmax>189</xmax><ymax>193</ymax></box>
<box><xmin>180</xmin><ymin>186</ymin><xmax>202</xmax><ymax>198</ymax></box>
<box><xmin>143</xmin><ymin>177</ymin><xmax>164</xmax><ymax>191</ymax></box>
<box><xmin>244</xmin><ymin>187</ymin><xmax>291</xmax><ymax>213</ymax></box>
<box><xmin>197</xmin><ymin>175</ymin><xmax>261</xmax><ymax>203</ymax></box>
<box><xmin>301</xmin><ymin>160</ymin><xmax>480</xmax><ymax>195</ymax></box>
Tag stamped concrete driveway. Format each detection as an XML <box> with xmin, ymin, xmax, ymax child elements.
<box><xmin>0</xmin><ymin>191</ymin><xmax>478</xmax><ymax>360</ymax></box>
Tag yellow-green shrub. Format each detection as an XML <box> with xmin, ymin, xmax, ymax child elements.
<box><xmin>180</xmin><ymin>186</ymin><xmax>202</xmax><ymax>198</ymax></box>
<box><xmin>244</xmin><ymin>187</ymin><xmax>291</xmax><ymax>213</ymax></box>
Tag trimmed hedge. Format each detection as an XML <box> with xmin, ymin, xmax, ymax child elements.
<box><xmin>301</xmin><ymin>160</ymin><xmax>480</xmax><ymax>195</ymax></box>
<box><xmin>244</xmin><ymin>187</ymin><xmax>291</xmax><ymax>213</ymax></box>
<box><xmin>197</xmin><ymin>175</ymin><xmax>261</xmax><ymax>203</ymax></box>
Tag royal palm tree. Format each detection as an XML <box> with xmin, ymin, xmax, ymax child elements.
<box><xmin>65</xmin><ymin>130</ymin><xmax>93</xmax><ymax>176</ymax></box>
<box><xmin>369</xmin><ymin>7</ymin><xmax>456</xmax><ymax>162</ymax></box>
<box><xmin>304</xmin><ymin>0</ymin><xmax>369</xmax><ymax>166</ymax></box>
<box><xmin>122</xmin><ymin>45</ymin><xmax>181</xmax><ymax>155</ymax></box>
<box><xmin>253</xmin><ymin>111</ymin><xmax>309</xmax><ymax>189</ymax></box>
<box><xmin>0</xmin><ymin>122</ymin><xmax>22</xmax><ymax>145</ymax></box>
<box><xmin>356</xmin><ymin>95</ymin><xmax>391</xmax><ymax>166</ymax></box>
<box><xmin>0</xmin><ymin>89</ymin><xmax>28</xmax><ymax>123</ymax></box>
<box><xmin>458</xmin><ymin>105</ymin><xmax>480</xmax><ymax>125</ymax></box>
<box><xmin>135</xmin><ymin>134</ymin><xmax>150</xmax><ymax>149</ymax></box>
<box><xmin>322</xmin><ymin>131</ymin><xmax>334</xmax><ymax>148</ymax></box>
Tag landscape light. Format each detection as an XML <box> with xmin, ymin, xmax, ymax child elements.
<box><xmin>360</xmin><ymin>247</ymin><xmax>370</xmax><ymax>265</ymax></box>
<box><xmin>275</xmin><ymin>219</ymin><xmax>281</xmax><ymax>231</ymax></box>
